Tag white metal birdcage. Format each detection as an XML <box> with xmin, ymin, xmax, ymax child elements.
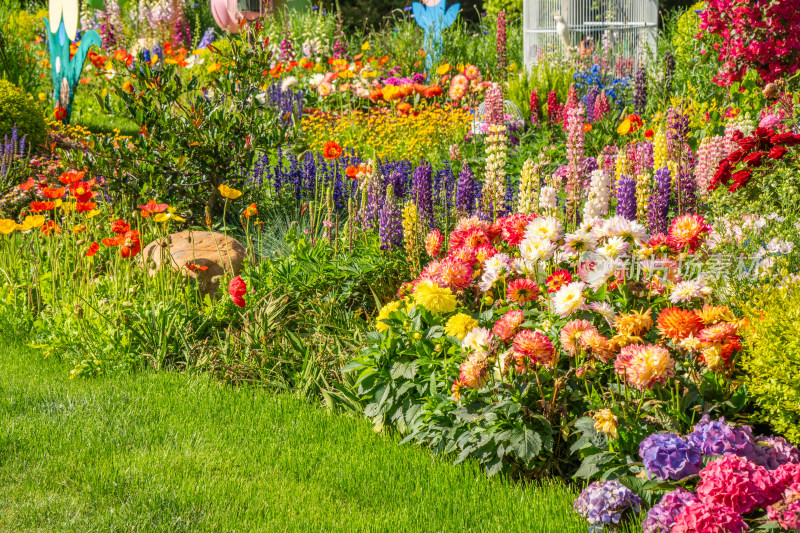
<box><xmin>470</xmin><ymin>100</ymin><xmax>524</xmax><ymax>135</ymax></box>
<box><xmin>523</xmin><ymin>0</ymin><xmax>658</xmax><ymax>68</ymax></box>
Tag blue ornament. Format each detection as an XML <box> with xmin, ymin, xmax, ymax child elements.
<box><xmin>411</xmin><ymin>0</ymin><xmax>460</xmax><ymax>70</ymax></box>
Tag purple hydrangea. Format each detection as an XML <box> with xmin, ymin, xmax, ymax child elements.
<box><xmin>686</xmin><ymin>415</ymin><xmax>758</xmax><ymax>460</ymax></box>
<box><xmin>641</xmin><ymin>488</ymin><xmax>699</xmax><ymax>533</ymax></box>
<box><xmin>639</xmin><ymin>433</ymin><xmax>703</xmax><ymax>481</ymax></box>
<box><xmin>573</xmin><ymin>480</ymin><xmax>642</xmax><ymax>531</ymax></box>
<box><xmin>752</xmin><ymin>436</ymin><xmax>800</xmax><ymax>470</ymax></box>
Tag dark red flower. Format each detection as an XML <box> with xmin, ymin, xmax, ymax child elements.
<box><xmin>768</xmin><ymin>145</ymin><xmax>788</xmax><ymax>159</ymax></box>
<box><xmin>727</xmin><ymin>149</ymin><xmax>747</xmax><ymax>164</ymax></box>
<box><xmin>743</xmin><ymin>151</ymin><xmax>765</xmax><ymax>168</ymax></box>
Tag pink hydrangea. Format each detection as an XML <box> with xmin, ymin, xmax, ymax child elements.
<box><xmin>767</xmin><ymin>482</ymin><xmax>800</xmax><ymax>531</ymax></box>
<box><xmin>671</xmin><ymin>501</ymin><xmax>748</xmax><ymax>533</ymax></box>
<box><xmin>696</xmin><ymin>455</ymin><xmax>782</xmax><ymax>514</ymax></box>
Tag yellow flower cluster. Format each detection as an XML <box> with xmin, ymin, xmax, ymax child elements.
<box><xmin>301</xmin><ymin>104</ymin><xmax>471</xmax><ymax>161</ymax></box>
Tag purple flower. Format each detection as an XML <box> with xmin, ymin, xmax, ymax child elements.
<box><xmin>633</xmin><ymin>65</ymin><xmax>647</xmax><ymax>115</ymax></box>
<box><xmin>752</xmin><ymin>436</ymin><xmax>800</xmax><ymax>470</ymax></box>
<box><xmin>648</xmin><ymin>167</ymin><xmax>671</xmax><ymax>234</ymax></box>
<box><xmin>615</xmin><ymin>176</ymin><xmax>637</xmax><ymax>220</ymax></box>
<box><xmin>642</xmin><ymin>488</ymin><xmax>699</xmax><ymax>533</ymax></box>
<box><xmin>412</xmin><ymin>72</ymin><xmax>426</xmax><ymax>84</ymax></box>
<box><xmin>639</xmin><ymin>433</ymin><xmax>703</xmax><ymax>481</ymax></box>
<box><xmin>687</xmin><ymin>415</ymin><xmax>758</xmax><ymax>460</ymax></box>
<box><xmin>379</xmin><ymin>202</ymin><xmax>402</xmax><ymax>250</ymax></box>
<box><xmin>455</xmin><ymin>162</ymin><xmax>476</xmax><ymax>215</ymax></box>
<box><xmin>663</xmin><ymin>51</ymin><xmax>675</xmax><ymax>100</ymax></box>
<box><xmin>412</xmin><ymin>162</ymin><xmax>434</xmax><ymax>228</ymax></box>
<box><xmin>573</xmin><ymin>480</ymin><xmax>642</xmax><ymax>530</ymax></box>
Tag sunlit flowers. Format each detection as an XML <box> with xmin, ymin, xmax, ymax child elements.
<box><xmin>666</xmin><ymin>214</ymin><xmax>711</xmax><ymax>252</ymax></box>
<box><xmin>506</xmin><ymin>278</ymin><xmax>539</xmax><ymax>304</ymax></box>
<box><xmin>139</xmin><ymin>200</ymin><xmax>168</xmax><ymax>218</ymax></box>
<box><xmin>593</xmin><ymin>409</ymin><xmax>618</xmax><ymax>439</ymax></box>
<box><xmin>412</xmin><ymin>279</ymin><xmax>457</xmax><ymax>314</ymax></box>
<box><xmin>424</xmin><ymin>229</ymin><xmax>443</xmax><ymax>258</ymax></box>
<box><xmin>458</xmin><ymin>351</ymin><xmax>489</xmax><ymax>390</ymax></box>
<box><xmin>218</xmin><ymin>184</ymin><xmax>243</xmax><ymax>200</ymax></box>
<box><xmin>120</xmin><ymin>230</ymin><xmax>141</xmax><ymax>258</ymax></box>
<box><xmin>493</xmin><ymin>309</ymin><xmax>524</xmax><ymax>343</ymax></box>
<box><xmin>614</xmin><ymin>344</ymin><xmax>675</xmax><ymax>391</ymax></box>
<box><xmin>0</xmin><ymin>219</ymin><xmax>16</xmax><ymax>234</ymax></box>
<box><xmin>617</xmin><ymin>113</ymin><xmax>643</xmax><ymax>135</ymax></box>
<box><xmin>657</xmin><ymin>307</ymin><xmax>705</xmax><ymax>341</ymax></box>
<box><xmin>444</xmin><ymin>313</ymin><xmax>479</xmax><ymax>340</ymax></box>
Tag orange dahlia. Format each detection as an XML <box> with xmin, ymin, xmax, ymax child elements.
<box><xmin>657</xmin><ymin>307</ymin><xmax>705</xmax><ymax>341</ymax></box>
<box><xmin>579</xmin><ymin>329</ymin><xmax>616</xmax><ymax>363</ymax></box>
<box><xmin>513</xmin><ymin>330</ymin><xmax>555</xmax><ymax>367</ymax></box>
<box><xmin>695</xmin><ymin>304</ymin><xmax>736</xmax><ymax>326</ymax></box>
<box><xmin>697</xmin><ymin>322</ymin><xmax>739</xmax><ymax>344</ymax></box>
<box><xmin>493</xmin><ymin>309</ymin><xmax>524</xmax><ymax>343</ymax></box>
<box><xmin>614</xmin><ymin>344</ymin><xmax>674</xmax><ymax>391</ymax></box>
<box><xmin>560</xmin><ymin>319</ymin><xmax>596</xmax><ymax>355</ymax></box>
<box><xmin>507</xmin><ymin>278</ymin><xmax>540</xmax><ymax>305</ymax></box>
<box><xmin>459</xmin><ymin>352</ymin><xmax>489</xmax><ymax>389</ymax></box>
<box><xmin>614</xmin><ymin>309</ymin><xmax>654</xmax><ymax>337</ymax></box>
<box><xmin>666</xmin><ymin>214</ymin><xmax>711</xmax><ymax>252</ymax></box>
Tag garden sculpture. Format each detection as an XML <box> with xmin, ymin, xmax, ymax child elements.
<box><xmin>44</xmin><ymin>0</ymin><xmax>101</xmax><ymax>123</ymax></box>
<box><xmin>411</xmin><ymin>0</ymin><xmax>460</xmax><ymax>70</ymax></box>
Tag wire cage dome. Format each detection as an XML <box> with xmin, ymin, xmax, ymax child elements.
<box><xmin>523</xmin><ymin>0</ymin><xmax>658</xmax><ymax>67</ymax></box>
<box><xmin>470</xmin><ymin>100</ymin><xmax>524</xmax><ymax>135</ymax></box>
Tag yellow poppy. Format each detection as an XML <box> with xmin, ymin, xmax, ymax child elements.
<box><xmin>617</xmin><ymin>118</ymin><xmax>632</xmax><ymax>135</ymax></box>
<box><xmin>361</xmin><ymin>41</ymin><xmax>370</xmax><ymax>51</ymax></box>
<box><xmin>0</xmin><ymin>219</ymin><xmax>16</xmax><ymax>235</ymax></box>
<box><xmin>436</xmin><ymin>63</ymin><xmax>450</xmax><ymax>75</ymax></box>
<box><xmin>218</xmin><ymin>184</ymin><xmax>242</xmax><ymax>200</ymax></box>
<box><xmin>85</xmin><ymin>209</ymin><xmax>101</xmax><ymax>218</ymax></box>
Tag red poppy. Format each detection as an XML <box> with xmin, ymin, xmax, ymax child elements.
<box><xmin>86</xmin><ymin>242</ymin><xmax>100</xmax><ymax>256</ymax></box>
<box><xmin>41</xmin><ymin>221</ymin><xmax>61</xmax><ymax>236</ymax></box>
<box><xmin>228</xmin><ymin>275</ymin><xmax>247</xmax><ymax>307</ymax></box>
<box><xmin>19</xmin><ymin>177</ymin><xmax>34</xmax><ymax>191</ymax></box>
<box><xmin>186</xmin><ymin>262</ymin><xmax>209</xmax><ymax>271</ymax></box>
<box><xmin>58</xmin><ymin>170</ymin><xmax>86</xmax><ymax>185</ymax></box>
<box><xmin>30</xmin><ymin>201</ymin><xmax>55</xmax><ymax>212</ymax></box>
<box><xmin>69</xmin><ymin>181</ymin><xmax>95</xmax><ymax>202</ymax></box>
<box><xmin>120</xmin><ymin>230</ymin><xmax>141</xmax><ymax>258</ymax></box>
<box><xmin>583</xmin><ymin>123</ymin><xmax>592</xmax><ymax>132</ymax></box>
<box><xmin>76</xmin><ymin>202</ymin><xmax>97</xmax><ymax>213</ymax></box>
<box><xmin>423</xmin><ymin>86</ymin><xmax>443</xmax><ymax>98</ymax></box>
<box><xmin>322</xmin><ymin>141</ymin><xmax>343</xmax><ymax>160</ymax></box>
<box><xmin>102</xmin><ymin>234</ymin><xmax>125</xmax><ymax>247</ymax></box>
<box><xmin>42</xmin><ymin>187</ymin><xmax>66</xmax><ymax>199</ymax></box>
<box><xmin>644</xmin><ymin>129</ymin><xmax>654</xmax><ymax>139</ymax></box>
<box><xmin>138</xmin><ymin>200</ymin><xmax>168</xmax><ymax>218</ymax></box>
<box><xmin>54</xmin><ymin>107</ymin><xmax>67</xmax><ymax>121</ymax></box>
<box><xmin>110</xmin><ymin>219</ymin><xmax>131</xmax><ymax>234</ymax></box>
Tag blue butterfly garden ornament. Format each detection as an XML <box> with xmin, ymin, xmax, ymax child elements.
<box><xmin>411</xmin><ymin>0</ymin><xmax>460</xmax><ymax>71</ymax></box>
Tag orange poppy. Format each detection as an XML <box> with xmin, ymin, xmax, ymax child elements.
<box><xmin>138</xmin><ymin>200</ymin><xmax>168</xmax><ymax>218</ymax></box>
<box><xmin>243</xmin><ymin>203</ymin><xmax>258</xmax><ymax>218</ymax></box>
<box><xmin>76</xmin><ymin>202</ymin><xmax>97</xmax><ymax>213</ymax></box>
<box><xmin>58</xmin><ymin>170</ymin><xmax>86</xmax><ymax>185</ymax></box>
<box><xmin>644</xmin><ymin>129</ymin><xmax>654</xmax><ymax>139</ymax></box>
<box><xmin>396</xmin><ymin>102</ymin><xmax>412</xmax><ymax>114</ymax></box>
<box><xmin>110</xmin><ymin>219</ymin><xmax>131</xmax><ymax>234</ymax></box>
<box><xmin>42</xmin><ymin>187</ymin><xmax>66</xmax><ymax>199</ymax></box>
<box><xmin>186</xmin><ymin>262</ymin><xmax>209</xmax><ymax>271</ymax></box>
<box><xmin>322</xmin><ymin>141</ymin><xmax>343</xmax><ymax>160</ymax></box>
<box><xmin>423</xmin><ymin>86</ymin><xmax>443</xmax><ymax>98</ymax></box>
<box><xmin>86</xmin><ymin>242</ymin><xmax>100</xmax><ymax>257</ymax></box>
<box><xmin>69</xmin><ymin>181</ymin><xmax>95</xmax><ymax>202</ymax></box>
<box><xmin>583</xmin><ymin>123</ymin><xmax>592</xmax><ymax>132</ymax></box>
<box><xmin>40</xmin><ymin>220</ymin><xmax>61</xmax><ymax>236</ymax></box>
<box><xmin>120</xmin><ymin>230</ymin><xmax>141</xmax><ymax>258</ymax></box>
<box><xmin>19</xmin><ymin>177</ymin><xmax>35</xmax><ymax>191</ymax></box>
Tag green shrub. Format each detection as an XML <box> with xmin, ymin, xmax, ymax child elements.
<box><xmin>741</xmin><ymin>285</ymin><xmax>800</xmax><ymax>444</ymax></box>
<box><xmin>671</xmin><ymin>2</ymin><xmax>704</xmax><ymax>66</ymax></box>
<box><xmin>0</xmin><ymin>79</ymin><xmax>46</xmax><ymax>148</ymax></box>
<box><xmin>484</xmin><ymin>0</ymin><xmax>520</xmax><ymax>18</ymax></box>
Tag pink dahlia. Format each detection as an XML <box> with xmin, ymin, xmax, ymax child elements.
<box><xmin>697</xmin><ymin>455</ymin><xmax>782</xmax><ymax>514</ymax></box>
<box><xmin>424</xmin><ymin>229</ymin><xmax>444</xmax><ymax>258</ymax></box>
<box><xmin>671</xmin><ymin>501</ymin><xmax>748</xmax><ymax>533</ymax></box>
<box><xmin>560</xmin><ymin>319</ymin><xmax>597</xmax><ymax>355</ymax></box>
<box><xmin>507</xmin><ymin>278</ymin><xmax>540</xmax><ymax>304</ymax></box>
<box><xmin>666</xmin><ymin>214</ymin><xmax>711</xmax><ymax>252</ymax></box>
<box><xmin>459</xmin><ymin>352</ymin><xmax>489</xmax><ymax>390</ymax></box>
<box><xmin>613</xmin><ymin>344</ymin><xmax>675</xmax><ymax>391</ymax></box>
<box><xmin>497</xmin><ymin>213</ymin><xmax>536</xmax><ymax>246</ymax></box>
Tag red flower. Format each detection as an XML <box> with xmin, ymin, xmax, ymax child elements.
<box><xmin>644</xmin><ymin>129</ymin><xmax>654</xmax><ymax>139</ymax></box>
<box><xmin>42</xmin><ymin>186</ymin><xmax>66</xmax><ymax>199</ymax></box>
<box><xmin>86</xmin><ymin>242</ymin><xmax>100</xmax><ymax>256</ymax></box>
<box><xmin>30</xmin><ymin>201</ymin><xmax>55</xmax><ymax>212</ymax></box>
<box><xmin>40</xmin><ymin>220</ymin><xmax>61</xmax><ymax>236</ymax></box>
<box><xmin>58</xmin><ymin>170</ymin><xmax>86</xmax><ymax>185</ymax></box>
<box><xmin>546</xmin><ymin>270</ymin><xmax>572</xmax><ymax>293</ymax></box>
<box><xmin>742</xmin><ymin>151</ymin><xmax>765</xmax><ymax>168</ymax></box>
<box><xmin>54</xmin><ymin>107</ymin><xmax>67</xmax><ymax>121</ymax></box>
<box><xmin>110</xmin><ymin>219</ymin><xmax>131</xmax><ymax>234</ymax></box>
<box><xmin>423</xmin><ymin>85</ymin><xmax>442</xmax><ymax>98</ymax></box>
<box><xmin>76</xmin><ymin>202</ymin><xmax>97</xmax><ymax>213</ymax></box>
<box><xmin>186</xmin><ymin>262</ymin><xmax>209</xmax><ymax>271</ymax></box>
<box><xmin>19</xmin><ymin>177</ymin><xmax>35</xmax><ymax>191</ymax></box>
<box><xmin>69</xmin><ymin>181</ymin><xmax>95</xmax><ymax>202</ymax></box>
<box><xmin>138</xmin><ymin>199</ymin><xmax>168</xmax><ymax>218</ymax></box>
<box><xmin>768</xmin><ymin>145</ymin><xmax>788</xmax><ymax>159</ymax></box>
<box><xmin>120</xmin><ymin>230</ymin><xmax>141</xmax><ymax>258</ymax></box>
<box><xmin>228</xmin><ymin>275</ymin><xmax>247</xmax><ymax>307</ymax></box>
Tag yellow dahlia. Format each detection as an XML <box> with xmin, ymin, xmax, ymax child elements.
<box><xmin>413</xmin><ymin>280</ymin><xmax>458</xmax><ymax>314</ymax></box>
<box><xmin>444</xmin><ymin>313</ymin><xmax>479</xmax><ymax>340</ymax></box>
<box><xmin>695</xmin><ymin>304</ymin><xmax>736</xmax><ymax>326</ymax></box>
<box><xmin>657</xmin><ymin>307</ymin><xmax>705</xmax><ymax>341</ymax></box>
<box><xmin>593</xmin><ymin>409</ymin><xmax>618</xmax><ymax>439</ymax></box>
<box><xmin>700</xmin><ymin>344</ymin><xmax>725</xmax><ymax>372</ymax></box>
<box><xmin>376</xmin><ymin>300</ymin><xmax>404</xmax><ymax>332</ymax></box>
<box><xmin>610</xmin><ymin>333</ymin><xmax>643</xmax><ymax>350</ymax></box>
<box><xmin>614</xmin><ymin>344</ymin><xmax>675</xmax><ymax>391</ymax></box>
<box><xmin>614</xmin><ymin>309</ymin><xmax>654</xmax><ymax>337</ymax></box>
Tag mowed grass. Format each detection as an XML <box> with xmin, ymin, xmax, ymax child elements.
<box><xmin>0</xmin><ymin>342</ymin><xmax>591</xmax><ymax>532</ymax></box>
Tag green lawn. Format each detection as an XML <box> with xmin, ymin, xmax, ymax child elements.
<box><xmin>0</xmin><ymin>341</ymin><xmax>592</xmax><ymax>532</ymax></box>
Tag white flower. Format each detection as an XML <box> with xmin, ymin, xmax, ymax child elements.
<box><xmin>525</xmin><ymin>216</ymin><xmax>563</xmax><ymax>242</ymax></box>
<box><xmin>581</xmin><ymin>258</ymin><xmax>619</xmax><ymax>290</ymax></box>
<box><xmin>309</xmin><ymin>73</ymin><xmax>325</xmax><ymax>87</ymax></box>
<box><xmin>462</xmin><ymin>327</ymin><xmax>496</xmax><ymax>351</ymax></box>
<box><xmin>552</xmin><ymin>281</ymin><xmax>586</xmax><ymax>317</ymax></box>
<box><xmin>588</xmin><ymin>302</ymin><xmax>616</xmax><ymax>327</ymax></box>
<box><xmin>519</xmin><ymin>237</ymin><xmax>555</xmax><ymax>262</ymax></box>
<box><xmin>478</xmin><ymin>268</ymin><xmax>500</xmax><ymax>292</ymax></box>
<box><xmin>281</xmin><ymin>76</ymin><xmax>298</xmax><ymax>91</ymax></box>
<box><xmin>539</xmin><ymin>186</ymin><xmax>558</xmax><ymax>211</ymax></box>
<box><xmin>597</xmin><ymin>236</ymin><xmax>628</xmax><ymax>259</ymax></box>
<box><xmin>484</xmin><ymin>253</ymin><xmax>511</xmax><ymax>273</ymax></box>
<box><xmin>563</xmin><ymin>229</ymin><xmax>598</xmax><ymax>255</ymax></box>
<box><xmin>669</xmin><ymin>279</ymin><xmax>705</xmax><ymax>303</ymax></box>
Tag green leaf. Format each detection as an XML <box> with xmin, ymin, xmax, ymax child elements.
<box><xmin>513</xmin><ymin>427</ymin><xmax>542</xmax><ymax>463</ymax></box>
